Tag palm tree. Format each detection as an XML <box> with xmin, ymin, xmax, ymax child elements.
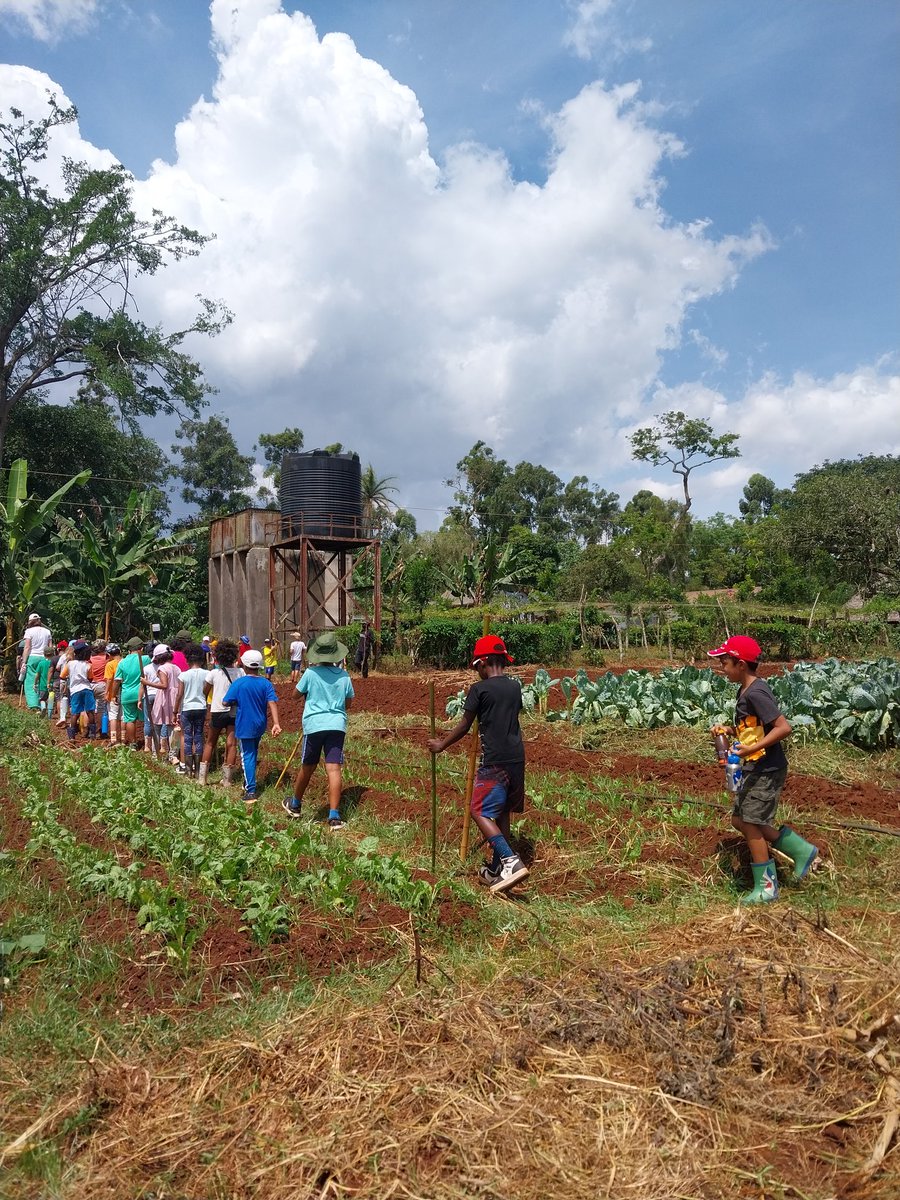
<box><xmin>361</xmin><ymin>465</ymin><xmax>398</xmax><ymax>535</ymax></box>
<box><xmin>0</xmin><ymin>459</ymin><xmax>91</xmax><ymax>681</ymax></box>
<box><xmin>53</xmin><ymin>490</ymin><xmax>195</xmax><ymax>639</ymax></box>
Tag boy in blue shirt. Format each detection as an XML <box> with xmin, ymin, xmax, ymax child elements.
<box><xmin>222</xmin><ymin>650</ymin><xmax>282</xmax><ymax>801</ymax></box>
<box><xmin>282</xmin><ymin>631</ymin><xmax>354</xmax><ymax>829</ymax></box>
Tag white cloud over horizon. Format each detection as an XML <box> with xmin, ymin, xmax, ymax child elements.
<box><xmin>1</xmin><ymin>1</ymin><xmax>896</xmax><ymax>526</ymax></box>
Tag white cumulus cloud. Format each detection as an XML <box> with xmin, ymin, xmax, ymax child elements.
<box><xmin>0</xmin><ymin>0</ymin><xmax>98</xmax><ymax>42</ymax></box>
<box><xmin>16</xmin><ymin>3</ymin><xmax>875</xmax><ymax>524</ymax></box>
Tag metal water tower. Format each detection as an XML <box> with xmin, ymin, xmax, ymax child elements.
<box><xmin>269</xmin><ymin>450</ymin><xmax>380</xmax><ymax>641</ymax></box>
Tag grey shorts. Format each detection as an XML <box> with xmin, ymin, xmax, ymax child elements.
<box><xmin>733</xmin><ymin>766</ymin><xmax>787</xmax><ymax>826</ymax></box>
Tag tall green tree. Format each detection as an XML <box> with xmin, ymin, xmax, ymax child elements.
<box><xmin>561</xmin><ymin>476</ymin><xmax>620</xmax><ymax>544</ymax></box>
<box><xmin>3</xmin><ymin>390</ymin><xmax>170</xmax><ymax>517</ymax></box>
<box><xmin>173</xmin><ymin>415</ymin><xmax>254</xmax><ymax>520</ymax></box>
<box><xmin>776</xmin><ymin>456</ymin><xmax>900</xmax><ymax>596</ymax></box>
<box><xmin>739</xmin><ymin>473</ymin><xmax>785</xmax><ymax>523</ymax></box>
<box><xmin>0</xmin><ymin>99</ymin><xmax>229</xmax><ymax>459</ymax></box>
<box><xmin>255</xmin><ymin>427</ymin><xmax>304</xmax><ymax>498</ymax></box>
<box><xmin>619</xmin><ymin>490</ymin><xmax>683</xmax><ymax>582</ymax></box>
<box><xmin>445</xmin><ymin>442</ymin><xmax>512</xmax><ymax>539</ymax></box>
<box><xmin>629</xmin><ymin>410</ymin><xmax>740</xmax><ymax>513</ymax></box>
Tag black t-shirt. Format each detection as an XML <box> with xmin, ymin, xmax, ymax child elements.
<box><xmin>734</xmin><ymin>678</ymin><xmax>787</xmax><ymax>773</ymax></box>
<box><xmin>464</xmin><ymin>675</ymin><xmax>525</xmax><ymax>766</ymax></box>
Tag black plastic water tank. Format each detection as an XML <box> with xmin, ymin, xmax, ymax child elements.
<box><xmin>280</xmin><ymin>451</ymin><xmax>363</xmax><ymax>539</ymax></box>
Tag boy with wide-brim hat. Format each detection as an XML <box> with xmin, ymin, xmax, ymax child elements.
<box><xmin>282</xmin><ymin>631</ymin><xmax>354</xmax><ymax>829</ymax></box>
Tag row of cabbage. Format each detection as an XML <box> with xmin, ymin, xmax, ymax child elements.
<box><xmin>450</xmin><ymin>659</ymin><xmax>899</xmax><ymax>747</ymax></box>
<box><xmin>554</xmin><ymin>660</ymin><xmax>899</xmax><ymax>748</ymax></box>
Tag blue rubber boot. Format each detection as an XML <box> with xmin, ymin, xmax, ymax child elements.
<box><xmin>771</xmin><ymin>826</ymin><xmax>818</xmax><ymax>881</ymax></box>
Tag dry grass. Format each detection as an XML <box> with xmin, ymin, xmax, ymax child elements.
<box><xmin>4</xmin><ymin>909</ymin><xmax>898</xmax><ymax>1200</ymax></box>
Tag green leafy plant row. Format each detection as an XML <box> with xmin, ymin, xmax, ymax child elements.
<box><xmin>513</xmin><ymin>659</ymin><xmax>900</xmax><ymax>748</ymax></box>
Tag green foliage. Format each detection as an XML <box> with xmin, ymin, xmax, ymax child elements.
<box><xmin>417</xmin><ymin>617</ymin><xmax>576</xmax><ymax>668</ymax></box>
<box><xmin>775</xmin><ymin>456</ymin><xmax>900</xmax><ymax>597</ymax></box>
<box><xmin>546</xmin><ymin>659</ymin><xmax>900</xmax><ymax>748</ymax></box>
<box><xmin>255</xmin><ymin>428</ymin><xmax>304</xmax><ymax>497</ymax></box>
<box><xmin>629</xmin><ymin>410</ymin><xmax>741</xmax><ymax>511</ymax></box>
<box><xmin>52</xmin><ymin>489</ymin><xmax>195</xmax><ymax>638</ymax></box>
<box><xmin>0</xmin><ymin>99</ymin><xmax>228</xmax><ymax>455</ymax></box>
<box><xmin>3</xmin><ymin>392</ymin><xmax>170</xmax><ymax>517</ymax></box>
<box><xmin>172</xmin><ymin>414</ymin><xmax>254</xmax><ymax>519</ymax></box>
<box><xmin>0</xmin><ymin>458</ymin><xmax>90</xmax><ymax>669</ymax></box>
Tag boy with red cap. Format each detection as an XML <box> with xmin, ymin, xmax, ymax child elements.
<box><xmin>708</xmin><ymin>634</ymin><xmax>818</xmax><ymax>903</ymax></box>
<box><xmin>428</xmin><ymin>635</ymin><xmax>529</xmax><ymax>894</ymax></box>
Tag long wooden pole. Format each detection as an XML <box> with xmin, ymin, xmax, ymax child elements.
<box><xmin>429</xmin><ymin>680</ymin><xmax>438</xmax><ymax>874</ymax></box>
<box><xmin>460</xmin><ymin>611</ymin><xmax>491</xmax><ymax>863</ymax></box>
<box><xmin>274</xmin><ymin>733</ymin><xmax>302</xmax><ymax>793</ymax></box>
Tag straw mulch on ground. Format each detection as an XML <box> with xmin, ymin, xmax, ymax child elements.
<box><xmin>3</xmin><ymin>908</ymin><xmax>898</xmax><ymax>1199</ymax></box>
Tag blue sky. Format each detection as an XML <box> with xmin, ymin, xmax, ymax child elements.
<box><xmin>1</xmin><ymin>0</ymin><xmax>898</xmax><ymax>523</ymax></box>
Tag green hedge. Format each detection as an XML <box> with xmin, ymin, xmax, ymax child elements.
<box><xmin>414</xmin><ymin>618</ymin><xmax>576</xmax><ymax>668</ymax></box>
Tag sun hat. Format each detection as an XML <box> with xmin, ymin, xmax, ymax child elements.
<box><xmin>307</xmin><ymin>631</ymin><xmax>349</xmax><ymax>665</ymax></box>
<box><xmin>152</xmin><ymin>642</ymin><xmax>171</xmax><ymax>659</ymax></box>
<box><xmin>471</xmin><ymin>635</ymin><xmax>514</xmax><ymax>667</ymax></box>
<box><xmin>241</xmin><ymin>649</ymin><xmax>264</xmax><ymax>669</ymax></box>
<box><xmin>175</xmin><ymin>628</ymin><xmax>192</xmax><ymax>641</ymax></box>
<box><xmin>126</xmin><ymin>636</ymin><xmax>144</xmax><ymax>651</ymax></box>
<box><xmin>707</xmin><ymin>635</ymin><xmax>762</xmax><ymax>663</ymax></box>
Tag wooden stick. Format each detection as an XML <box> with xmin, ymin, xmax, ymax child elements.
<box><xmin>461</xmin><ymin>721</ymin><xmax>478</xmax><ymax>862</ymax></box>
<box><xmin>429</xmin><ymin>679</ymin><xmax>437</xmax><ymax>874</ymax></box>
<box><xmin>274</xmin><ymin>733</ymin><xmax>302</xmax><ymax>792</ymax></box>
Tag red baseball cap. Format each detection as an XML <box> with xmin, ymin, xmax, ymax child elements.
<box><xmin>471</xmin><ymin>635</ymin><xmax>514</xmax><ymax>666</ymax></box>
<box><xmin>707</xmin><ymin>635</ymin><xmax>762</xmax><ymax>662</ymax></box>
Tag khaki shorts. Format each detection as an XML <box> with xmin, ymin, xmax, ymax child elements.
<box><xmin>733</xmin><ymin>766</ymin><xmax>787</xmax><ymax>826</ymax></box>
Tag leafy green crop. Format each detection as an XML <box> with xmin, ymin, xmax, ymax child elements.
<box><xmin>556</xmin><ymin>658</ymin><xmax>899</xmax><ymax>748</ymax></box>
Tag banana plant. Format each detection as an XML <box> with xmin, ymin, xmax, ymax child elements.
<box><xmin>52</xmin><ymin>489</ymin><xmax>194</xmax><ymax>639</ymax></box>
<box><xmin>441</xmin><ymin>536</ymin><xmax>531</xmax><ymax>606</ymax></box>
<box><xmin>0</xmin><ymin>458</ymin><xmax>91</xmax><ymax>678</ymax></box>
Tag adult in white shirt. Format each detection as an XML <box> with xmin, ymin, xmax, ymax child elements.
<box><xmin>21</xmin><ymin>613</ymin><xmax>53</xmax><ymax>709</ymax></box>
<box><xmin>289</xmin><ymin>631</ymin><xmax>307</xmax><ymax>684</ymax></box>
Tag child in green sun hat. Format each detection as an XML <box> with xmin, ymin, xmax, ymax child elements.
<box><xmin>283</xmin><ymin>631</ymin><xmax>354</xmax><ymax>830</ymax></box>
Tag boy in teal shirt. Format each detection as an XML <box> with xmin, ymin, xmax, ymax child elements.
<box><xmin>282</xmin><ymin>631</ymin><xmax>354</xmax><ymax>829</ymax></box>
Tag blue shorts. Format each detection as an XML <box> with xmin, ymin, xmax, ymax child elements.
<box><xmin>301</xmin><ymin>730</ymin><xmax>346</xmax><ymax>766</ymax></box>
<box><xmin>470</xmin><ymin>762</ymin><xmax>526</xmax><ymax>820</ymax></box>
<box><xmin>69</xmin><ymin>689</ymin><xmax>97</xmax><ymax>716</ymax></box>
<box><xmin>290</xmin><ymin>660</ymin><xmax>303</xmax><ymax>671</ymax></box>
<box><xmin>265</xmin><ymin>667</ymin><xmax>275</xmax><ymax>678</ymax></box>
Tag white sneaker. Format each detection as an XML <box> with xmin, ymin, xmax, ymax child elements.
<box><xmin>489</xmin><ymin>856</ymin><xmax>529</xmax><ymax>894</ymax></box>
